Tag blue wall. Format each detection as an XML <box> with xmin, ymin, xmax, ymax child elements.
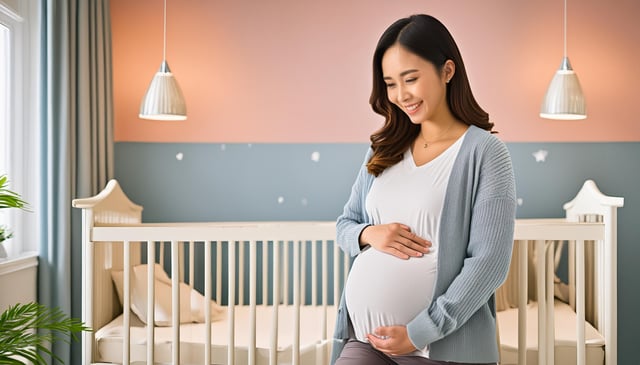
<box><xmin>115</xmin><ymin>141</ymin><xmax>640</xmax><ymax>364</ymax></box>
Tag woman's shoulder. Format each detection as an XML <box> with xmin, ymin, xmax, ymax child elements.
<box><xmin>464</xmin><ymin>125</ymin><xmax>508</xmax><ymax>150</ymax></box>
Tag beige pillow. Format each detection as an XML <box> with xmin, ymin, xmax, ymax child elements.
<box><xmin>111</xmin><ymin>263</ymin><xmax>224</xmax><ymax>326</ymax></box>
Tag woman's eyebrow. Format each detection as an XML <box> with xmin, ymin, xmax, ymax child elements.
<box><xmin>383</xmin><ymin>69</ymin><xmax>419</xmax><ymax>80</ymax></box>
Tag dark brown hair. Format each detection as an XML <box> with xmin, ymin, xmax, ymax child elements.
<box><xmin>367</xmin><ymin>14</ymin><xmax>493</xmax><ymax>176</ymax></box>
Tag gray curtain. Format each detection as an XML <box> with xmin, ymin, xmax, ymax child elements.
<box><xmin>38</xmin><ymin>0</ymin><xmax>113</xmax><ymax>363</ymax></box>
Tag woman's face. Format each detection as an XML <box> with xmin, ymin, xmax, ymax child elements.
<box><xmin>381</xmin><ymin>44</ymin><xmax>451</xmax><ymax>124</ymax></box>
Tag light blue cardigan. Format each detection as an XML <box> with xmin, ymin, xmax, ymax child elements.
<box><xmin>331</xmin><ymin>125</ymin><xmax>516</xmax><ymax>364</ymax></box>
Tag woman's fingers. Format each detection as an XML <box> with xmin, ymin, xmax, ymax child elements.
<box><xmin>398</xmin><ymin>230</ymin><xmax>431</xmax><ymax>252</ymax></box>
<box><xmin>362</xmin><ymin>223</ymin><xmax>432</xmax><ymax>259</ymax></box>
<box><xmin>366</xmin><ymin>326</ymin><xmax>417</xmax><ymax>355</ymax></box>
<box><xmin>384</xmin><ymin>224</ymin><xmax>431</xmax><ymax>259</ymax></box>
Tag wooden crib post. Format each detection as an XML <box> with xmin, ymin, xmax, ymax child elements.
<box><xmin>604</xmin><ymin>208</ymin><xmax>619</xmax><ymax>365</ymax></box>
<box><xmin>79</xmin><ymin>207</ymin><xmax>94</xmax><ymax>365</ymax></box>
<box><xmin>72</xmin><ymin>179</ymin><xmax>143</xmax><ymax>365</ymax></box>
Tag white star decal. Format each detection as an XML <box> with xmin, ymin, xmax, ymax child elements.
<box><xmin>532</xmin><ymin>149</ymin><xmax>548</xmax><ymax>162</ymax></box>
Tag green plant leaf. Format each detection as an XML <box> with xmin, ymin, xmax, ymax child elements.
<box><xmin>0</xmin><ymin>174</ymin><xmax>30</xmax><ymax>211</ymax></box>
<box><xmin>0</xmin><ymin>302</ymin><xmax>91</xmax><ymax>364</ymax></box>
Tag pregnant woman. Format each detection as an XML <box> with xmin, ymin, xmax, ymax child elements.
<box><xmin>331</xmin><ymin>14</ymin><xmax>516</xmax><ymax>365</ymax></box>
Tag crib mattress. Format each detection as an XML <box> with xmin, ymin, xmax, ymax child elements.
<box><xmin>497</xmin><ymin>300</ymin><xmax>604</xmax><ymax>365</ymax></box>
<box><xmin>95</xmin><ymin>305</ymin><xmax>337</xmax><ymax>365</ymax></box>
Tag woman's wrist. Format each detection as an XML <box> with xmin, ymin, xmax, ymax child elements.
<box><xmin>358</xmin><ymin>224</ymin><xmax>371</xmax><ymax>248</ymax></box>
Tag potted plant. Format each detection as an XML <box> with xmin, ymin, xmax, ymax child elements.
<box><xmin>0</xmin><ymin>174</ymin><xmax>30</xmax><ymax>258</ymax></box>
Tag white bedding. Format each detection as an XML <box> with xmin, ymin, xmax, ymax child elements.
<box><xmin>95</xmin><ymin>305</ymin><xmax>337</xmax><ymax>365</ymax></box>
<box><xmin>497</xmin><ymin>300</ymin><xmax>604</xmax><ymax>365</ymax></box>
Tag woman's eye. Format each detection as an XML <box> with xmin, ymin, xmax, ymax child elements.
<box><xmin>405</xmin><ymin>77</ymin><xmax>417</xmax><ymax>83</ymax></box>
<box><xmin>385</xmin><ymin>83</ymin><xmax>396</xmax><ymax>89</ymax></box>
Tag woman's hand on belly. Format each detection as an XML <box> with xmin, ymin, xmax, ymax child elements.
<box><xmin>360</xmin><ymin>223</ymin><xmax>431</xmax><ymax>259</ymax></box>
<box><xmin>367</xmin><ymin>325</ymin><xmax>417</xmax><ymax>356</ymax></box>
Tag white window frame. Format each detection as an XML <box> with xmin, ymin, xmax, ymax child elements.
<box><xmin>0</xmin><ymin>0</ymin><xmax>41</xmax><ymax>259</ymax></box>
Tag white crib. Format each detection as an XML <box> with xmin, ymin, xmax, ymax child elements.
<box><xmin>73</xmin><ymin>179</ymin><xmax>623</xmax><ymax>365</ymax></box>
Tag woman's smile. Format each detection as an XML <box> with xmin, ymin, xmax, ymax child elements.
<box><xmin>404</xmin><ymin>101</ymin><xmax>422</xmax><ymax>115</ymax></box>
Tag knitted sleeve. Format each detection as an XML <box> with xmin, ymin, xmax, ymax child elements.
<box><xmin>336</xmin><ymin>148</ymin><xmax>374</xmax><ymax>257</ymax></box>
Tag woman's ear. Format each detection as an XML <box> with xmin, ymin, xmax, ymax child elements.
<box><xmin>443</xmin><ymin>60</ymin><xmax>455</xmax><ymax>83</ymax></box>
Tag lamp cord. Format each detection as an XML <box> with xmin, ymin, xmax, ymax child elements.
<box><xmin>163</xmin><ymin>0</ymin><xmax>167</xmax><ymax>61</ymax></box>
<box><xmin>563</xmin><ymin>0</ymin><xmax>567</xmax><ymax>58</ymax></box>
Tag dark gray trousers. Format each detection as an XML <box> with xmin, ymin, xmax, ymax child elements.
<box><xmin>334</xmin><ymin>340</ymin><xmax>496</xmax><ymax>365</ymax></box>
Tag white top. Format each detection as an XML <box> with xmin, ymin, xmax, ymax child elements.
<box><xmin>344</xmin><ymin>133</ymin><xmax>465</xmax><ymax>356</ymax></box>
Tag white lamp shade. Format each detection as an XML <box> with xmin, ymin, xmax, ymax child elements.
<box><xmin>139</xmin><ymin>60</ymin><xmax>187</xmax><ymax>121</ymax></box>
<box><xmin>540</xmin><ymin>57</ymin><xmax>586</xmax><ymax>120</ymax></box>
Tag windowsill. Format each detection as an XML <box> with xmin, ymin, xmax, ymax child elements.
<box><xmin>0</xmin><ymin>251</ymin><xmax>38</xmax><ymax>276</ymax></box>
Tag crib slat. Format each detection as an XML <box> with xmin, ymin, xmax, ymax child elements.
<box><xmin>293</xmin><ymin>240</ymin><xmax>301</xmax><ymax>365</ymax></box>
<box><xmin>262</xmin><ymin>241</ymin><xmax>268</xmax><ymax>306</ymax></box>
<box><xmin>249</xmin><ymin>240</ymin><xmax>257</xmax><ymax>365</ymax></box>
<box><xmin>239</xmin><ymin>242</ymin><xmax>245</xmax><ymax>306</ymax></box>
<box><xmin>171</xmin><ymin>240</ymin><xmax>180</xmax><ymax>364</ymax></box>
<box><xmin>270</xmin><ymin>241</ymin><xmax>280</xmax><ymax>365</ymax></box>
<box><xmin>332</xmin><ymin>242</ymin><xmax>344</xmax><ymax>363</ymax></box>
<box><xmin>517</xmin><ymin>240</ymin><xmax>527</xmax><ymax>365</ymax></box>
<box><xmin>123</xmin><ymin>240</ymin><xmax>131</xmax><ymax>365</ymax></box>
<box><xmin>535</xmin><ymin>240</ymin><xmax>546</xmax><ymax>365</ymax></box>
<box><xmin>311</xmin><ymin>240</ymin><xmax>317</xmax><ymax>306</ymax></box>
<box><xmin>576</xmin><ymin>240</ymin><xmax>586</xmax><ymax>365</ymax></box>
<box><xmin>545</xmin><ymin>241</ymin><xmax>555</xmax><ymax>365</ymax></box>
<box><xmin>217</xmin><ymin>243</ymin><xmax>222</xmax><ymax>307</ymax></box>
<box><xmin>228</xmin><ymin>240</ymin><xmax>236</xmax><ymax>365</ymax></box>
<box><xmin>189</xmin><ymin>241</ymin><xmax>195</xmax><ymax>289</ymax></box>
<box><xmin>146</xmin><ymin>242</ymin><xmax>156</xmax><ymax>365</ymax></box>
<box><xmin>569</xmin><ymin>240</ymin><xmax>576</xmax><ymax>311</ymax></box>
<box><xmin>322</xmin><ymin>240</ymin><xmax>328</xmax><ymax>338</ymax></box>
<box><xmin>284</xmin><ymin>241</ymin><xmax>289</xmax><ymax>306</ymax></box>
<box><xmin>301</xmin><ymin>243</ymin><xmax>307</xmax><ymax>305</ymax></box>
<box><xmin>204</xmin><ymin>240</ymin><xmax>212</xmax><ymax>365</ymax></box>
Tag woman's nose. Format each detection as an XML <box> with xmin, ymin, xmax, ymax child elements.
<box><xmin>397</xmin><ymin>85</ymin><xmax>410</xmax><ymax>101</ymax></box>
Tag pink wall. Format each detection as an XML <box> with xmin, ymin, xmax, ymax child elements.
<box><xmin>111</xmin><ymin>0</ymin><xmax>640</xmax><ymax>143</ymax></box>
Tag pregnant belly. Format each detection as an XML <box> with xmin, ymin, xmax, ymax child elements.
<box><xmin>344</xmin><ymin>247</ymin><xmax>437</xmax><ymax>342</ymax></box>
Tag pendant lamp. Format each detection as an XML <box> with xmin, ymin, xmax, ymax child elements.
<box><xmin>139</xmin><ymin>0</ymin><xmax>187</xmax><ymax>121</ymax></box>
<box><xmin>540</xmin><ymin>0</ymin><xmax>586</xmax><ymax>120</ymax></box>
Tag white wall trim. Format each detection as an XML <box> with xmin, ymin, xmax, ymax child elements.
<box><xmin>0</xmin><ymin>250</ymin><xmax>37</xmax><ymax>276</ymax></box>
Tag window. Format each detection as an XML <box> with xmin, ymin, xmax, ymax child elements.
<box><xmin>0</xmin><ymin>23</ymin><xmax>8</xmax><ymax>173</ymax></box>
<box><xmin>0</xmin><ymin>0</ymin><xmax>40</xmax><ymax>259</ymax></box>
